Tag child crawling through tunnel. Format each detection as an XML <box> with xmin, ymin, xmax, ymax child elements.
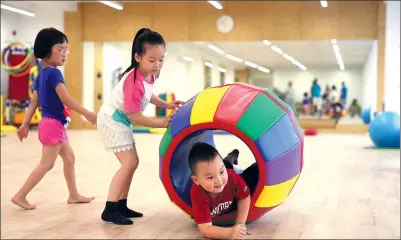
<box><xmin>188</xmin><ymin>142</ymin><xmax>259</xmax><ymax>239</ymax></box>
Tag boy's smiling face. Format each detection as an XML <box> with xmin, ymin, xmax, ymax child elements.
<box><xmin>191</xmin><ymin>155</ymin><xmax>228</xmax><ymax>196</ymax></box>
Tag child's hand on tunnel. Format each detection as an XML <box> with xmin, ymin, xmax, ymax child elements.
<box><xmin>167</xmin><ymin>100</ymin><xmax>185</xmax><ymax>109</ymax></box>
<box><xmin>161</xmin><ymin>108</ymin><xmax>178</xmax><ymax>127</ymax></box>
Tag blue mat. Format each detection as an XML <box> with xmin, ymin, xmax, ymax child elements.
<box><xmin>364</xmin><ymin>146</ymin><xmax>400</xmax><ymax>151</ymax></box>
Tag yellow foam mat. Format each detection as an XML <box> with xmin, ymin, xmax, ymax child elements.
<box><xmin>166</xmin><ymin>93</ymin><xmax>173</xmax><ymax>116</ymax></box>
<box><xmin>149</xmin><ymin>128</ymin><xmax>167</xmax><ymax>134</ymax></box>
<box><xmin>1</xmin><ymin>125</ymin><xmax>17</xmax><ymax>132</ymax></box>
<box><xmin>190</xmin><ymin>86</ymin><xmax>230</xmax><ymax>125</ymax></box>
<box><xmin>255</xmin><ymin>173</ymin><xmax>300</xmax><ymax>208</ymax></box>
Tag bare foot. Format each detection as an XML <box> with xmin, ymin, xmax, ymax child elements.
<box><xmin>67</xmin><ymin>195</ymin><xmax>95</xmax><ymax>204</ymax></box>
<box><xmin>11</xmin><ymin>196</ymin><xmax>36</xmax><ymax>210</ymax></box>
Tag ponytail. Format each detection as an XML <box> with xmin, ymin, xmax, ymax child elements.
<box><xmin>121</xmin><ymin>28</ymin><xmax>151</xmax><ymax>78</ymax></box>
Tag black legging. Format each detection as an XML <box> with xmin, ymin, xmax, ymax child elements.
<box><xmin>331</xmin><ymin>102</ymin><xmax>343</xmax><ymax>124</ymax></box>
<box><xmin>222</xmin><ymin>155</ymin><xmax>259</xmax><ymax>196</ymax></box>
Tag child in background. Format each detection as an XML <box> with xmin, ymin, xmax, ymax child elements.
<box><xmin>349</xmin><ymin>99</ymin><xmax>362</xmax><ymax>118</ymax></box>
<box><xmin>329</xmin><ymin>85</ymin><xmax>340</xmax><ymax>105</ymax></box>
<box><xmin>12</xmin><ymin>28</ymin><xmax>97</xmax><ymax>210</ymax></box>
<box><xmin>96</xmin><ymin>28</ymin><xmax>184</xmax><ymax>225</ymax></box>
<box><xmin>302</xmin><ymin>92</ymin><xmax>310</xmax><ymax>115</ymax></box>
<box><xmin>328</xmin><ymin>85</ymin><xmax>343</xmax><ymax>122</ymax></box>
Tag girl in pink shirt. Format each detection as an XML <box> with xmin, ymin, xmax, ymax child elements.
<box><xmin>97</xmin><ymin>28</ymin><xmax>184</xmax><ymax>225</ymax></box>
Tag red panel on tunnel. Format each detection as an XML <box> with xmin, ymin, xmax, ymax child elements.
<box><xmin>214</xmin><ymin>84</ymin><xmax>260</xmax><ymax>126</ymax></box>
<box><xmin>161</xmin><ymin>122</ymin><xmax>267</xmax><ymax>222</ymax></box>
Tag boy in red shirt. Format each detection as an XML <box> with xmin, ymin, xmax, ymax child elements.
<box><xmin>188</xmin><ymin>142</ymin><xmax>258</xmax><ymax>239</ymax></box>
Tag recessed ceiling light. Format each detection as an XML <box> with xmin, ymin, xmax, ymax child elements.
<box><xmin>225</xmin><ymin>54</ymin><xmax>243</xmax><ymax>63</ymax></box>
<box><xmin>332</xmin><ymin>43</ymin><xmax>345</xmax><ymax>70</ymax></box>
<box><xmin>291</xmin><ymin>59</ymin><xmax>307</xmax><ymax>71</ymax></box>
<box><xmin>182</xmin><ymin>56</ymin><xmax>194</xmax><ymax>62</ymax></box>
<box><xmin>205</xmin><ymin>62</ymin><xmax>214</xmax><ymax>68</ymax></box>
<box><xmin>98</xmin><ymin>1</ymin><xmax>123</xmax><ymax>10</ymax></box>
<box><xmin>262</xmin><ymin>40</ymin><xmax>271</xmax><ymax>46</ymax></box>
<box><xmin>320</xmin><ymin>0</ymin><xmax>328</xmax><ymax>8</ymax></box>
<box><xmin>208</xmin><ymin>1</ymin><xmax>223</xmax><ymax>10</ymax></box>
<box><xmin>257</xmin><ymin>66</ymin><xmax>270</xmax><ymax>73</ymax></box>
<box><xmin>208</xmin><ymin>44</ymin><xmax>224</xmax><ymax>55</ymax></box>
<box><xmin>1</xmin><ymin>4</ymin><xmax>35</xmax><ymax>17</ymax></box>
<box><xmin>283</xmin><ymin>53</ymin><xmax>294</xmax><ymax>62</ymax></box>
<box><xmin>271</xmin><ymin>46</ymin><xmax>284</xmax><ymax>55</ymax></box>
<box><xmin>217</xmin><ymin>67</ymin><xmax>227</xmax><ymax>73</ymax></box>
<box><xmin>244</xmin><ymin>61</ymin><xmax>258</xmax><ymax>68</ymax></box>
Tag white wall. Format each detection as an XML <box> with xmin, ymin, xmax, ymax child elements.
<box><xmin>0</xmin><ymin>10</ymin><xmax>20</xmax><ymax>95</ymax></box>
<box><xmin>362</xmin><ymin>41</ymin><xmax>378</xmax><ymax>110</ymax></box>
<box><xmin>225</xmin><ymin>69</ymin><xmax>235</xmax><ymax>84</ymax></box>
<box><xmin>84</xmin><ymin>42</ymin><xmax>235</xmax><ymax>117</ymax></box>
<box><xmin>102</xmin><ymin>42</ymin><xmax>126</xmax><ymax>110</ymax></box>
<box><xmin>384</xmin><ymin>1</ymin><xmax>400</xmax><ymax>114</ymax></box>
<box><xmin>249</xmin><ymin>68</ymin><xmax>274</xmax><ymax>88</ymax></box>
<box><xmin>82</xmin><ymin>42</ymin><xmax>95</xmax><ymax>115</ymax></box>
<box><xmin>0</xmin><ymin>2</ymin><xmax>77</xmax><ymax>95</ymax></box>
<box><xmin>273</xmin><ymin>68</ymin><xmax>363</xmax><ymax>104</ymax></box>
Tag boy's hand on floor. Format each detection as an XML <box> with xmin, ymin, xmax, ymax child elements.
<box><xmin>231</xmin><ymin>224</ymin><xmax>247</xmax><ymax>239</ymax></box>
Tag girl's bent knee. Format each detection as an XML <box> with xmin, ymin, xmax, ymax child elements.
<box><xmin>64</xmin><ymin>154</ymin><xmax>75</xmax><ymax>165</ymax></box>
<box><xmin>123</xmin><ymin>160</ymin><xmax>138</xmax><ymax>173</ymax></box>
<box><xmin>39</xmin><ymin>162</ymin><xmax>55</xmax><ymax>171</ymax></box>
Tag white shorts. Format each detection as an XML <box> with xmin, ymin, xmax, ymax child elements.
<box><xmin>97</xmin><ymin>106</ymin><xmax>135</xmax><ymax>153</ymax></box>
<box><xmin>313</xmin><ymin>97</ymin><xmax>323</xmax><ymax>110</ymax></box>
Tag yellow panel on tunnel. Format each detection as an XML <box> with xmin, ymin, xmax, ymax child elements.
<box><xmin>255</xmin><ymin>173</ymin><xmax>300</xmax><ymax>208</ymax></box>
<box><xmin>190</xmin><ymin>86</ymin><xmax>230</xmax><ymax>125</ymax></box>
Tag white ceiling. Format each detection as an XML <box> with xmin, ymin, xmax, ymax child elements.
<box><xmin>1</xmin><ymin>1</ymin><xmax>374</xmax><ymax>71</ymax></box>
<box><xmin>1</xmin><ymin>1</ymin><xmax>77</xmax><ymax>12</ymax></box>
<box><xmin>178</xmin><ymin>40</ymin><xmax>374</xmax><ymax>71</ymax></box>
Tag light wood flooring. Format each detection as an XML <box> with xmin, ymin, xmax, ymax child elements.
<box><xmin>1</xmin><ymin>130</ymin><xmax>400</xmax><ymax>239</ymax></box>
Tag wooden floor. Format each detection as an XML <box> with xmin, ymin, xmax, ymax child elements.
<box><xmin>1</xmin><ymin>130</ymin><xmax>400</xmax><ymax>239</ymax></box>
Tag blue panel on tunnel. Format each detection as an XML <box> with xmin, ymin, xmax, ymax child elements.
<box><xmin>170</xmin><ymin>130</ymin><xmax>215</xmax><ymax>207</ymax></box>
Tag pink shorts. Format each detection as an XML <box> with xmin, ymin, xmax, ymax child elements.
<box><xmin>303</xmin><ymin>105</ymin><xmax>309</xmax><ymax>113</ymax></box>
<box><xmin>38</xmin><ymin>117</ymin><xmax>68</xmax><ymax>145</ymax></box>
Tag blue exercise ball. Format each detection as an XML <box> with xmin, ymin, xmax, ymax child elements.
<box><xmin>368</xmin><ymin>111</ymin><xmax>400</xmax><ymax>148</ymax></box>
<box><xmin>362</xmin><ymin>107</ymin><xmax>372</xmax><ymax>124</ymax></box>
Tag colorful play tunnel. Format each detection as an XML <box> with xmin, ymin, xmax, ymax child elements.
<box><xmin>158</xmin><ymin>83</ymin><xmax>304</xmax><ymax>224</ymax></box>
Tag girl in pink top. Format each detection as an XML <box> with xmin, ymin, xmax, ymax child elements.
<box><xmin>97</xmin><ymin>28</ymin><xmax>184</xmax><ymax>225</ymax></box>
